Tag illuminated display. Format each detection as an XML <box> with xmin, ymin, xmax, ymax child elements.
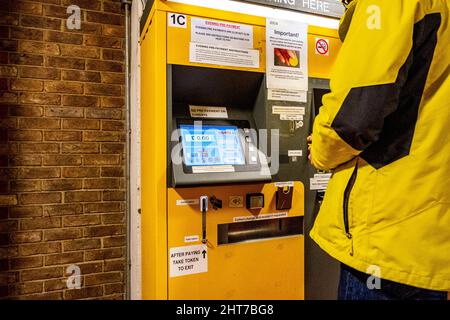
<box><xmin>180</xmin><ymin>124</ymin><xmax>246</xmax><ymax>166</ymax></box>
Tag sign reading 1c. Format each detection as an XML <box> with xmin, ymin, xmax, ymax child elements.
<box><xmin>168</xmin><ymin>13</ymin><xmax>187</xmax><ymax>28</ymax></box>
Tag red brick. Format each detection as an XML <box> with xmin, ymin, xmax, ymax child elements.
<box><xmin>101</xmin><ymin>120</ymin><xmax>124</xmax><ymax>131</ymax></box>
<box><xmin>11</xmin><ymin>256</ymin><xmax>43</xmax><ymax>270</ymax></box>
<box><xmin>21</xmin><ymin>41</ymin><xmax>60</xmax><ymax>56</ymax></box>
<box><xmin>63</xmin><ymin>215</ymin><xmax>100</xmax><ymax>227</ymax></box>
<box><xmin>20</xmin><ymin>192</ymin><xmax>61</xmax><ymax>205</ymax></box>
<box><xmin>84</xmin><ymin>131</ymin><xmax>121</xmax><ymax>142</ymax></box>
<box><xmin>65</xmin><ymin>191</ymin><xmax>100</xmax><ymax>203</ymax></box>
<box><xmin>102</xmin><ymin>25</ymin><xmax>124</xmax><ymax>37</ymax></box>
<box><xmin>62</xmin><ymin>167</ymin><xmax>99</xmax><ymax>178</ymax></box>
<box><xmin>86</xmin><ymin>108</ymin><xmax>121</xmax><ymax>120</ymax></box>
<box><xmin>0</xmin><ymin>195</ymin><xmax>18</xmax><ymax>206</ymax></box>
<box><xmin>102</xmin><ymin>235</ymin><xmax>125</xmax><ymax>248</ymax></box>
<box><xmin>86</xmin><ymin>11</ymin><xmax>122</xmax><ymax>25</ymax></box>
<box><xmin>83</xmin><ymin>155</ymin><xmax>120</xmax><ymax>165</ymax></box>
<box><xmin>9</xmin><ymin>53</ymin><xmax>44</xmax><ymax>66</ymax></box>
<box><xmin>102</xmin><ymin>213</ymin><xmax>124</xmax><ymax>225</ymax></box>
<box><xmin>64</xmin><ymin>286</ymin><xmax>103</xmax><ymax>300</ymax></box>
<box><xmin>43</xmin><ymin>155</ymin><xmax>82</xmax><ymax>166</ymax></box>
<box><xmin>41</xmin><ymin>179</ymin><xmax>82</xmax><ymax>191</ymax></box>
<box><xmin>20</xmin><ymin>217</ymin><xmax>61</xmax><ymax>230</ymax></box>
<box><xmin>8</xmin><ymin>281</ymin><xmax>43</xmax><ymax>296</ymax></box>
<box><xmin>86</xmin><ymin>37</ymin><xmax>118</xmax><ymax>53</ymax></box>
<box><xmin>45</xmin><ymin>252</ymin><xmax>83</xmax><ymax>266</ymax></box>
<box><xmin>83</xmin><ymin>178</ymin><xmax>120</xmax><ymax>190</ymax></box>
<box><xmin>61</xmin><ymin>143</ymin><xmax>99</xmax><ymax>154</ymax></box>
<box><xmin>102</xmin><ymin>191</ymin><xmax>125</xmax><ymax>201</ymax></box>
<box><xmin>102</xmin><ymin>49</ymin><xmax>124</xmax><ymax>61</ymax></box>
<box><xmin>0</xmin><ymin>13</ymin><xmax>19</xmax><ymax>26</ymax></box>
<box><xmin>60</xmin><ymin>44</ymin><xmax>100</xmax><ymax>58</ymax></box>
<box><xmin>20</xmin><ymin>242</ymin><xmax>61</xmax><ymax>256</ymax></box>
<box><xmin>18</xmin><ymin>168</ymin><xmax>60</xmax><ymax>179</ymax></box>
<box><xmin>11</xmin><ymin>27</ymin><xmax>43</xmax><ymax>41</ymax></box>
<box><xmin>84</xmin><ymin>272</ymin><xmax>121</xmax><ymax>286</ymax></box>
<box><xmin>62</xmin><ymin>95</ymin><xmax>98</xmax><ymax>107</ymax></box>
<box><xmin>44</xmin><ymin>228</ymin><xmax>82</xmax><ymax>241</ymax></box>
<box><xmin>84</xmin><ymin>225</ymin><xmax>123</xmax><ymax>237</ymax></box>
<box><xmin>63</xmin><ymin>238</ymin><xmax>101</xmax><ymax>251</ymax></box>
<box><xmin>43</xmin><ymin>204</ymin><xmax>83</xmax><ymax>216</ymax></box>
<box><xmin>20</xmin><ymin>15</ymin><xmax>61</xmax><ymax>30</ymax></box>
<box><xmin>8</xmin><ymin>130</ymin><xmax>43</xmax><ymax>141</ymax></box>
<box><xmin>86</xmin><ymin>59</ymin><xmax>123</xmax><ymax>72</ymax></box>
<box><xmin>44</xmin><ymin>131</ymin><xmax>82</xmax><ymax>141</ymax></box>
<box><xmin>101</xmin><ymin>144</ymin><xmax>124</xmax><ymax>154</ymax></box>
<box><xmin>104</xmin><ymin>259</ymin><xmax>124</xmax><ymax>272</ymax></box>
<box><xmin>84</xmin><ymin>202</ymin><xmax>121</xmax><ymax>213</ymax></box>
<box><xmin>63</xmin><ymin>119</ymin><xmax>99</xmax><ymax>130</ymax></box>
<box><xmin>85</xmin><ymin>83</ymin><xmax>121</xmax><ymax>96</ymax></box>
<box><xmin>44</xmin><ymin>278</ymin><xmax>67</xmax><ymax>292</ymax></box>
<box><xmin>19</xmin><ymin>118</ymin><xmax>60</xmax><ymax>129</ymax></box>
<box><xmin>62</xmin><ymin>70</ymin><xmax>100</xmax><ymax>83</ymax></box>
<box><xmin>0</xmin><ymin>220</ymin><xmax>18</xmax><ymax>232</ymax></box>
<box><xmin>10</xmin><ymin>231</ymin><xmax>42</xmax><ymax>244</ymax></box>
<box><xmin>45</xmin><ymin>106</ymin><xmax>84</xmax><ymax>118</ymax></box>
<box><xmin>44</xmin><ymin>81</ymin><xmax>83</xmax><ymax>94</ymax></box>
<box><xmin>0</xmin><ymin>66</ymin><xmax>18</xmax><ymax>77</ymax></box>
<box><xmin>63</xmin><ymin>21</ymin><xmax>101</xmax><ymax>35</ymax></box>
<box><xmin>46</xmin><ymin>56</ymin><xmax>85</xmax><ymax>70</ymax></box>
<box><xmin>21</xmin><ymin>266</ymin><xmax>62</xmax><ymax>281</ymax></box>
<box><xmin>10</xmin><ymin>79</ymin><xmax>43</xmax><ymax>92</ymax></box>
<box><xmin>20</xmin><ymin>143</ymin><xmax>60</xmax><ymax>154</ymax></box>
<box><xmin>9</xmin><ymin>206</ymin><xmax>42</xmax><ymax>218</ymax></box>
<box><xmin>10</xmin><ymin>180</ymin><xmax>41</xmax><ymax>192</ymax></box>
<box><xmin>19</xmin><ymin>291</ymin><xmax>62</xmax><ymax>300</ymax></box>
<box><xmin>85</xmin><ymin>248</ymin><xmax>123</xmax><ymax>261</ymax></box>
<box><xmin>61</xmin><ymin>0</ymin><xmax>101</xmax><ymax>10</ymax></box>
<box><xmin>8</xmin><ymin>105</ymin><xmax>43</xmax><ymax>117</ymax></box>
<box><xmin>11</xmin><ymin>1</ymin><xmax>43</xmax><ymax>15</ymax></box>
<box><xmin>43</xmin><ymin>4</ymin><xmax>76</xmax><ymax>19</ymax></box>
<box><xmin>0</xmin><ymin>39</ymin><xmax>19</xmax><ymax>51</ymax></box>
<box><xmin>45</xmin><ymin>31</ymin><xmax>83</xmax><ymax>45</ymax></box>
<box><xmin>101</xmin><ymin>72</ymin><xmax>124</xmax><ymax>84</ymax></box>
<box><xmin>104</xmin><ymin>283</ymin><xmax>123</xmax><ymax>295</ymax></box>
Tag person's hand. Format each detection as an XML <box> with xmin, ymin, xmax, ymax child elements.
<box><xmin>307</xmin><ymin>135</ymin><xmax>312</xmax><ymax>164</ymax></box>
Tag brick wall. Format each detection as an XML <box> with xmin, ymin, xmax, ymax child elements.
<box><xmin>0</xmin><ymin>0</ymin><xmax>126</xmax><ymax>299</ymax></box>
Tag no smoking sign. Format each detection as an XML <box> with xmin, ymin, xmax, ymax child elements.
<box><xmin>315</xmin><ymin>38</ymin><xmax>330</xmax><ymax>56</ymax></box>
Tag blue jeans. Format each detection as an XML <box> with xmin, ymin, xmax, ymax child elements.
<box><xmin>338</xmin><ymin>264</ymin><xmax>448</xmax><ymax>300</ymax></box>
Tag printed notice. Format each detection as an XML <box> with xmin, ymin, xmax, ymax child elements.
<box><xmin>191</xmin><ymin>17</ymin><xmax>253</xmax><ymax>48</ymax></box>
<box><xmin>189</xmin><ymin>43</ymin><xmax>259</xmax><ymax>69</ymax></box>
<box><xmin>176</xmin><ymin>199</ymin><xmax>199</xmax><ymax>206</ymax></box>
<box><xmin>288</xmin><ymin>150</ymin><xmax>303</xmax><ymax>157</ymax></box>
<box><xmin>189</xmin><ymin>105</ymin><xmax>228</xmax><ymax>118</ymax></box>
<box><xmin>280</xmin><ymin>114</ymin><xmax>303</xmax><ymax>121</ymax></box>
<box><xmin>233</xmin><ymin>212</ymin><xmax>288</xmax><ymax>223</ymax></box>
<box><xmin>266</xmin><ymin>18</ymin><xmax>308</xmax><ymax>91</ymax></box>
<box><xmin>310</xmin><ymin>173</ymin><xmax>332</xmax><ymax>191</ymax></box>
<box><xmin>272</xmin><ymin>106</ymin><xmax>305</xmax><ymax>115</ymax></box>
<box><xmin>184</xmin><ymin>235</ymin><xmax>200</xmax><ymax>243</ymax></box>
<box><xmin>268</xmin><ymin>89</ymin><xmax>308</xmax><ymax>103</ymax></box>
<box><xmin>169</xmin><ymin>244</ymin><xmax>208</xmax><ymax>277</ymax></box>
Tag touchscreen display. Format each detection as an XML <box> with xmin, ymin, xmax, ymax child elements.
<box><xmin>180</xmin><ymin>124</ymin><xmax>246</xmax><ymax>166</ymax></box>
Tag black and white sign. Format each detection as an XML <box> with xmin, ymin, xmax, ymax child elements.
<box><xmin>238</xmin><ymin>0</ymin><xmax>344</xmax><ymax>18</ymax></box>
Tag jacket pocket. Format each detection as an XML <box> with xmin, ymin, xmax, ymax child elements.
<box><xmin>343</xmin><ymin>159</ymin><xmax>359</xmax><ymax>242</ymax></box>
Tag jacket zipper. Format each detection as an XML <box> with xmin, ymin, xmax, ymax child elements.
<box><xmin>343</xmin><ymin>160</ymin><xmax>358</xmax><ymax>251</ymax></box>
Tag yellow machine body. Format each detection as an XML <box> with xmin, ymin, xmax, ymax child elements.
<box><xmin>140</xmin><ymin>0</ymin><xmax>340</xmax><ymax>300</ymax></box>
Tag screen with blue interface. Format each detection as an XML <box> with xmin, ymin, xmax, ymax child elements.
<box><xmin>180</xmin><ymin>124</ymin><xmax>245</xmax><ymax>166</ymax></box>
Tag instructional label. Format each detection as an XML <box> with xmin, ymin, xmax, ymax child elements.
<box><xmin>266</xmin><ymin>18</ymin><xmax>308</xmax><ymax>91</ymax></box>
<box><xmin>184</xmin><ymin>235</ymin><xmax>200</xmax><ymax>243</ymax></box>
<box><xmin>272</xmin><ymin>106</ymin><xmax>305</xmax><ymax>116</ymax></box>
<box><xmin>280</xmin><ymin>114</ymin><xmax>303</xmax><ymax>121</ymax></box>
<box><xmin>192</xmin><ymin>165</ymin><xmax>235</xmax><ymax>173</ymax></box>
<box><xmin>189</xmin><ymin>105</ymin><xmax>228</xmax><ymax>119</ymax></box>
<box><xmin>310</xmin><ymin>173</ymin><xmax>332</xmax><ymax>190</ymax></box>
<box><xmin>268</xmin><ymin>88</ymin><xmax>307</xmax><ymax>102</ymax></box>
<box><xmin>233</xmin><ymin>212</ymin><xmax>288</xmax><ymax>222</ymax></box>
<box><xmin>288</xmin><ymin>150</ymin><xmax>303</xmax><ymax>157</ymax></box>
<box><xmin>189</xmin><ymin>42</ymin><xmax>260</xmax><ymax>69</ymax></box>
<box><xmin>176</xmin><ymin>199</ymin><xmax>199</xmax><ymax>206</ymax></box>
<box><xmin>274</xmin><ymin>181</ymin><xmax>294</xmax><ymax>188</ymax></box>
<box><xmin>169</xmin><ymin>244</ymin><xmax>208</xmax><ymax>277</ymax></box>
<box><xmin>191</xmin><ymin>17</ymin><xmax>253</xmax><ymax>48</ymax></box>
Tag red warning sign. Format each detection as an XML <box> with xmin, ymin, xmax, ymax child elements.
<box><xmin>315</xmin><ymin>38</ymin><xmax>329</xmax><ymax>56</ymax></box>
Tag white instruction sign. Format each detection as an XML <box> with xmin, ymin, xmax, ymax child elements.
<box><xmin>190</xmin><ymin>43</ymin><xmax>259</xmax><ymax>69</ymax></box>
<box><xmin>170</xmin><ymin>244</ymin><xmax>208</xmax><ymax>277</ymax></box>
<box><xmin>234</xmin><ymin>212</ymin><xmax>288</xmax><ymax>222</ymax></box>
<box><xmin>266</xmin><ymin>18</ymin><xmax>308</xmax><ymax>91</ymax></box>
<box><xmin>310</xmin><ymin>173</ymin><xmax>332</xmax><ymax>191</ymax></box>
<box><xmin>189</xmin><ymin>105</ymin><xmax>228</xmax><ymax>118</ymax></box>
<box><xmin>268</xmin><ymin>88</ymin><xmax>307</xmax><ymax>102</ymax></box>
<box><xmin>191</xmin><ymin>17</ymin><xmax>253</xmax><ymax>48</ymax></box>
<box><xmin>272</xmin><ymin>106</ymin><xmax>305</xmax><ymax>115</ymax></box>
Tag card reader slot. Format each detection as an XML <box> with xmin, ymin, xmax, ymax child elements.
<box><xmin>217</xmin><ymin>217</ymin><xmax>303</xmax><ymax>245</ymax></box>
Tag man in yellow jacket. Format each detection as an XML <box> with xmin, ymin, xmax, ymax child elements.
<box><xmin>309</xmin><ymin>0</ymin><xmax>449</xmax><ymax>299</ymax></box>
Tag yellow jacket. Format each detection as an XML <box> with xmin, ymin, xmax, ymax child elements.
<box><xmin>310</xmin><ymin>0</ymin><xmax>450</xmax><ymax>291</ymax></box>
